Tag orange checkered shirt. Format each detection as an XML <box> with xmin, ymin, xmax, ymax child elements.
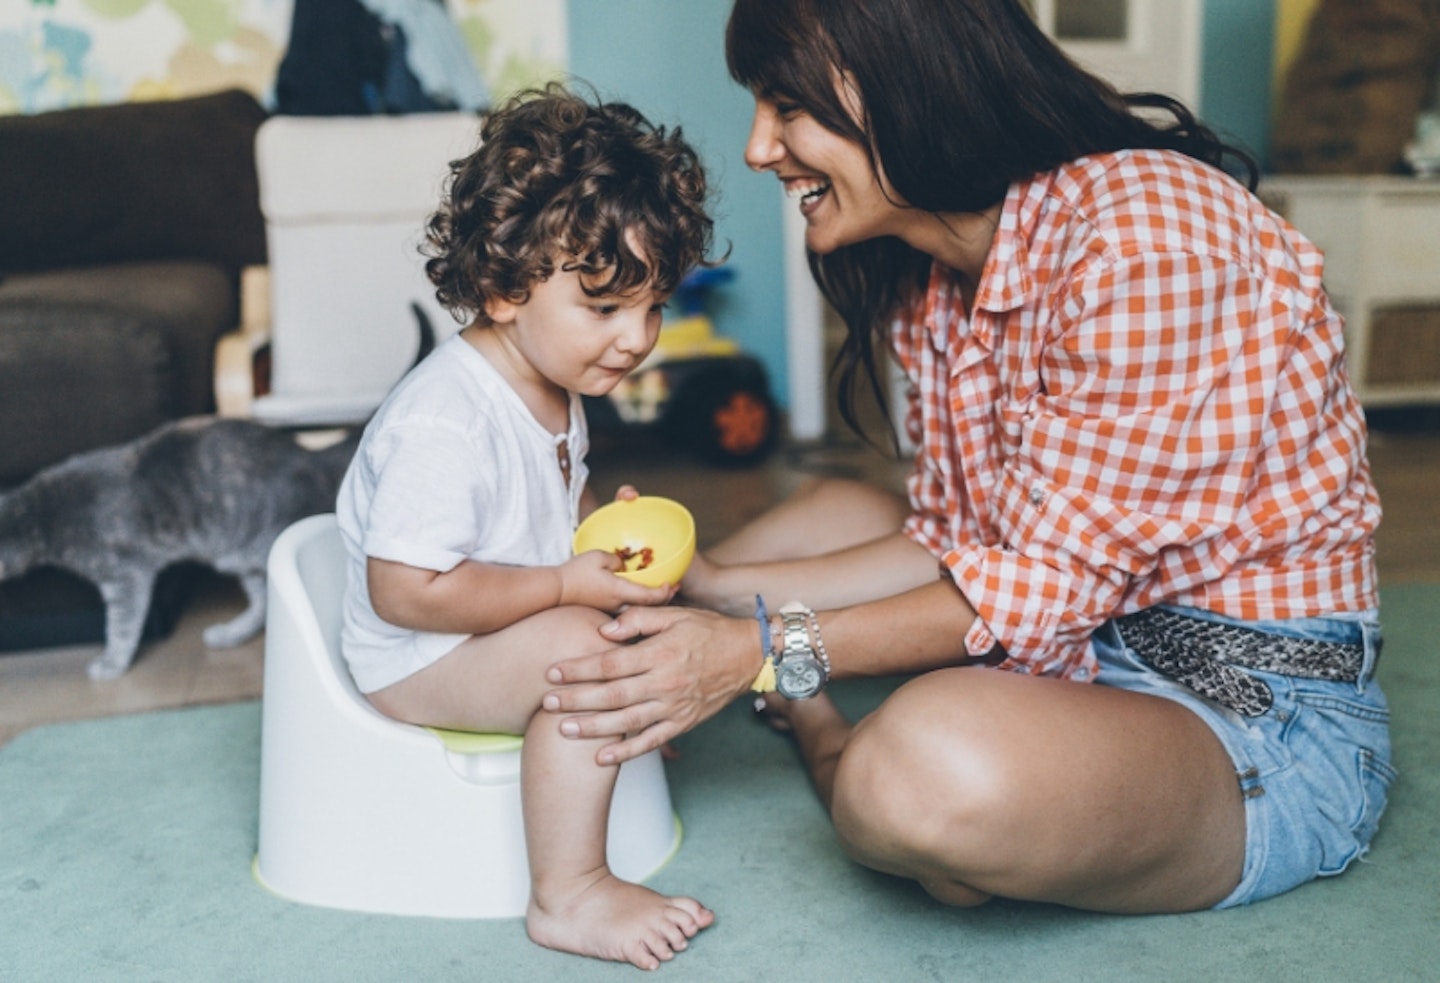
<box><xmin>893</xmin><ymin>149</ymin><xmax>1381</xmax><ymax>681</ymax></box>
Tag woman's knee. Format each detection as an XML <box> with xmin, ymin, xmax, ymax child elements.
<box><xmin>827</xmin><ymin>675</ymin><xmax>1016</xmax><ymax>869</ymax></box>
<box><xmin>797</xmin><ymin>477</ymin><xmax>908</xmax><ymax>529</ymax></box>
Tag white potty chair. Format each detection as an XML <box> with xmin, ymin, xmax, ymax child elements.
<box><xmin>255</xmin><ymin>514</ymin><xmax>682</xmax><ymax>918</ymax></box>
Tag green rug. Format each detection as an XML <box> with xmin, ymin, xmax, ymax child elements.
<box><xmin>3</xmin><ymin>584</ymin><xmax>1436</xmax><ymax>982</ymax></box>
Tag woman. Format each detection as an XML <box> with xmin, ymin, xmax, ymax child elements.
<box><xmin>542</xmin><ymin>0</ymin><xmax>1393</xmax><ymax>913</ymax></box>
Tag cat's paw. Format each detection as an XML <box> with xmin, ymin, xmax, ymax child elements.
<box><xmin>87</xmin><ymin>654</ymin><xmax>132</xmax><ymax>680</ymax></box>
<box><xmin>203</xmin><ymin>621</ymin><xmax>261</xmax><ymax>648</ymax></box>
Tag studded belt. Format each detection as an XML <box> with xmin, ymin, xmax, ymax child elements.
<box><xmin>1114</xmin><ymin>607</ymin><xmax>1370</xmax><ymax>717</ymax></box>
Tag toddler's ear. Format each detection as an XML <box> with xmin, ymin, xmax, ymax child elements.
<box><xmin>484</xmin><ymin>295</ymin><xmax>518</xmax><ymax>324</ymax></box>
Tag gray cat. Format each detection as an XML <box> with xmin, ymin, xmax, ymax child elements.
<box><xmin>0</xmin><ymin>418</ymin><xmax>359</xmax><ymax>679</ymax></box>
<box><xmin>0</xmin><ymin>302</ymin><xmax>436</xmax><ymax>679</ymax></box>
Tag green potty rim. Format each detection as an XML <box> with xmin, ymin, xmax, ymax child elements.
<box><xmin>425</xmin><ymin>728</ymin><xmax>525</xmax><ymax>754</ymax></box>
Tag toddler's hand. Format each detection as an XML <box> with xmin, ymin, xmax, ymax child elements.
<box><xmin>559</xmin><ymin>549</ymin><xmax>676</xmax><ymax>612</ymax></box>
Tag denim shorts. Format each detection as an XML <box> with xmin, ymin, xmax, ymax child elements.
<box><xmin>1091</xmin><ymin>605</ymin><xmax>1395</xmax><ymax>908</ymax></box>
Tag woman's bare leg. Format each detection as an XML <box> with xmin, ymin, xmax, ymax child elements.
<box><xmin>706</xmin><ymin>477</ymin><xmax>909</xmax><ymax>564</ymax></box>
<box><xmin>368</xmin><ymin>606</ymin><xmax>714</xmax><ymax>969</ymax></box>
<box><xmin>769</xmin><ymin>668</ymin><xmax>1246</xmax><ymax>913</ymax></box>
<box><xmin>726</xmin><ymin>478</ymin><xmax>1244</xmax><ymax>912</ymax></box>
<box><xmin>757</xmin><ymin>692</ymin><xmax>852</xmax><ymax>809</ymax></box>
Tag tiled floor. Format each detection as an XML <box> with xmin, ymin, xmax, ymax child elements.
<box><xmin>1</xmin><ymin>417</ymin><xmax>1436</xmax><ymax>748</ymax></box>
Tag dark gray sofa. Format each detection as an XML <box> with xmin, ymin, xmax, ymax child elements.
<box><xmin>0</xmin><ymin>88</ymin><xmax>269</xmax><ymax>484</ymax></box>
<box><xmin>0</xmin><ymin>90</ymin><xmax>269</xmax><ymax>650</ymax></box>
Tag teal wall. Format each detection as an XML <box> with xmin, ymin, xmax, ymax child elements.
<box><xmin>569</xmin><ymin>1</ymin><xmax>787</xmax><ymax>410</ymax></box>
<box><xmin>570</xmin><ymin>1</ymin><xmax>1278</xmax><ymax>412</ymax></box>
<box><xmin>1201</xmin><ymin>0</ymin><xmax>1277</xmax><ymax>168</ymax></box>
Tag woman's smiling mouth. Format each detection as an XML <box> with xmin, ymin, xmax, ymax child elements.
<box><xmin>786</xmin><ymin>178</ymin><xmax>832</xmax><ymax>212</ymax></box>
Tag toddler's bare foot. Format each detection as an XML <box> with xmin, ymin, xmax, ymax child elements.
<box><xmin>527</xmin><ymin>872</ymin><xmax>714</xmax><ymax>970</ymax></box>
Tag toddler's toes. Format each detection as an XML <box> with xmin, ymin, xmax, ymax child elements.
<box><xmin>667</xmin><ymin>923</ymin><xmax>696</xmax><ymax>952</ymax></box>
<box><xmin>626</xmin><ymin>937</ymin><xmax>665</xmax><ymax>971</ymax></box>
<box><xmin>670</xmin><ymin>896</ymin><xmax>715</xmax><ymax>932</ymax></box>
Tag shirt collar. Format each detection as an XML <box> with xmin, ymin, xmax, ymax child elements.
<box><xmin>922</xmin><ymin>177</ymin><xmax>1037</xmax><ymax>351</ymax></box>
<box><xmin>975</xmin><ymin>177</ymin><xmax>1039</xmax><ymax>315</ymax></box>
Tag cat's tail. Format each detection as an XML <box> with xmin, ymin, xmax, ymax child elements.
<box><xmin>409</xmin><ymin>302</ymin><xmax>438</xmax><ymax>366</ymax></box>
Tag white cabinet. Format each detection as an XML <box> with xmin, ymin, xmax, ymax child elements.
<box><xmin>1262</xmin><ymin>175</ymin><xmax>1440</xmax><ymax>406</ymax></box>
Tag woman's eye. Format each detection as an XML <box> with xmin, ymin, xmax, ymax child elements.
<box><xmin>592</xmin><ymin>304</ymin><xmax>619</xmax><ymax>317</ymax></box>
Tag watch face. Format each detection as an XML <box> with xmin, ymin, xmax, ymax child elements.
<box><xmin>777</xmin><ymin>657</ymin><xmax>824</xmax><ymax>699</ymax></box>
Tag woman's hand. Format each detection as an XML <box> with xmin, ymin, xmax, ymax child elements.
<box><xmin>542</xmin><ymin>605</ymin><xmax>758</xmax><ymax>765</ymax></box>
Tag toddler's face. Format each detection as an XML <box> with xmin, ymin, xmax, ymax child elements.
<box><xmin>484</xmin><ymin>261</ymin><xmax>667</xmax><ymax>398</ymax></box>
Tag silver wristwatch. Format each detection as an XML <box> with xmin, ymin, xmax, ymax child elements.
<box><xmin>774</xmin><ymin>609</ymin><xmax>829</xmax><ymax>700</ymax></box>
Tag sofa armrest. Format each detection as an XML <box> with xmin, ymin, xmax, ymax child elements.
<box><xmin>214</xmin><ymin>265</ymin><xmax>273</xmax><ymax>418</ymax></box>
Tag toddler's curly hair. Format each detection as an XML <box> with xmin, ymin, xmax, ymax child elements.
<box><xmin>423</xmin><ymin>84</ymin><xmax>716</xmax><ymax>325</ymax></box>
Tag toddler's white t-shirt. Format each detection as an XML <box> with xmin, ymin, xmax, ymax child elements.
<box><xmin>336</xmin><ymin>333</ymin><xmax>588</xmax><ymax>693</ymax></box>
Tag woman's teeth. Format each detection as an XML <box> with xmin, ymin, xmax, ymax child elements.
<box><xmin>787</xmin><ymin>180</ymin><xmax>831</xmax><ymax>206</ymax></box>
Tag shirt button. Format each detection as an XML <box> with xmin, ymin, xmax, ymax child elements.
<box><xmin>1028</xmin><ymin>486</ymin><xmax>1045</xmax><ymax>506</ymax></box>
<box><xmin>1073</xmin><ymin>667</ymin><xmax>1090</xmax><ymax>681</ymax></box>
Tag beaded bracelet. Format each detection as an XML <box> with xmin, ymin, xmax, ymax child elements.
<box><xmin>802</xmin><ymin>607</ymin><xmax>832</xmax><ymax>677</ymax></box>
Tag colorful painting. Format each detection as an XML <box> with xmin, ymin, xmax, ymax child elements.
<box><xmin>0</xmin><ymin>0</ymin><xmax>566</xmax><ymax>115</ymax></box>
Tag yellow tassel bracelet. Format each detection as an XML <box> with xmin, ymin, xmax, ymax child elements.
<box><xmin>750</xmin><ymin>594</ymin><xmax>777</xmax><ymax>693</ymax></box>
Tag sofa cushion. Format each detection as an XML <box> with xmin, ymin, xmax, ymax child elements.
<box><xmin>0</xmin><ymin>299</ymin><xmax>175</xmax><ymax>483</ymax></box>
<box><xmin>0</xmin><ymin>89</ymin><xmax>268</xmax><ymax>275</ymax></box>
<box><xmin>0</xmin><ymin>260</ymin><xmax>239</xmax><ymax>426</ymax></box>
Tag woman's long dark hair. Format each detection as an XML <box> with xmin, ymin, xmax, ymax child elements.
<box><xmin>726</xmin><ymin>0</ymin><xmax>1258</xmax><ymax>446</ymax></box>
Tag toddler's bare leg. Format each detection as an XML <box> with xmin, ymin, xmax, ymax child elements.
<box><xmin>367</xmin><ymin>605</ymin><xmax>713</xmax><ymax>969</ymax></box>
<box><xmin>521</xmin><ymin>705</ymin><xmax>713</xmax><ymax>970</ymax></box>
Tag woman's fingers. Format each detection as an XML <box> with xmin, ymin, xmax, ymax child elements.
<box><xmin>602</xmin><ymin>603</ymin><xmax>690</xmax><ymax>641</ymax></box>
<box><xmin>553</xmin><ymin>703</ymin><xmax>684</xmax><ymax>765</ymax></box>
<box><xmin>593</xmin><ymin>723</ymin><xmax>684</xmax><ymax>766</ymax></box>
<box><xmin>545</xmin><ymin>640</ymin><xmax>645</xmax><ymax>689</ymax></box>
<box><xmin>542</xmin><ymin>606</ymin><xmax>751</xmax><ymax>763</ymax></box>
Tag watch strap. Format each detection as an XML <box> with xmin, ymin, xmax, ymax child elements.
<box><xmin>779</xmin><ymin>609</ymin><xmax>811</xmax><ymax>658</ymax></box>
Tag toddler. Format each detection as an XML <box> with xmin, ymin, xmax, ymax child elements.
<box><xmin>335</xmin><ymin>85</ymin><xmax>716</xmax><ymax>970</ymax></box>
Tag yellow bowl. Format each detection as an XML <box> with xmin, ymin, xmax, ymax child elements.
<box><xmin>573</xmin><ymin>496</ymin><xmax>696</xmax><ymax>587</ymax></box>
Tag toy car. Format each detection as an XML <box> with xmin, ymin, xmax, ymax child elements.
<box><xmin>584</xmin><ymin>267</ymin><xmax>780</xmax><ymax>466</ymax></box>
